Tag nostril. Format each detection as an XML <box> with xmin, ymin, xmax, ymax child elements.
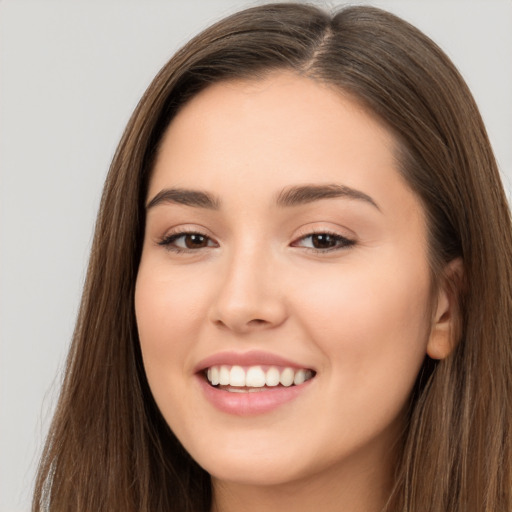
<box><xmin>248</xmin><ymin>319</ymin><xmax>267</xmax><ymax>326</ymax></box>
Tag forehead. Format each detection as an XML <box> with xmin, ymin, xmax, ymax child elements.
<box><xmin>149</xmin><ymin>71</ymin><xmax>418</xmax><ymax>219</ymax></box>
<box><xmin>158</xmin><ymin>72</ymin><xmax>394</xmax><ymax>160</ymax></box>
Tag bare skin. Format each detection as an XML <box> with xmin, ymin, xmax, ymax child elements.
<box><xmin>135</xmin><ymin>71</ymin><xmax>457</xmax><ymax>512</ymax></box>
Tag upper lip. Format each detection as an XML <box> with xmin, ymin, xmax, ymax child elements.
<box><xmin>194</xmin><ymin>350</ymin><xmax>314</xmax><ymax>373</ymax></box>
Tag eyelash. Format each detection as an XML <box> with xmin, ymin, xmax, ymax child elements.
<box><xmin>157</xmin><ymin>229</ymin><xmax>356</xmax><ymax>254</ymax></box>
<box><xmin>294</xmin><ymin>230</ymin><xmax>356</xmax><ymax>252</ymax></box>
<box><xmin>158</xmin><ymin>231</ymin><xmax>217</xmax><ymax>254</ymax></box>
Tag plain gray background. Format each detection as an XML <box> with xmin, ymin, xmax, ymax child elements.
<box><xmin>1</xmin><ymin>1</ymin><xmax>511</xmax><ymax>510</ymax></box>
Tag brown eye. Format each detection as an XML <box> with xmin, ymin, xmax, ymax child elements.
<box><xmin>293</xmin><ymin>232</ymin><xmax>356</xmax><ymax>252</ymax></box>
<box><xmin>310</xmin><ymin>234</ymin><xmax>339</xmax><ymax>249</ymax></box>
<box><xmin>182</xmin><ymin>234</ymin><xmax>209</xmax><ymax>248</ymax></box>
<box><xmin>158</xmin><ymin>232</ymin><xmax>217</xmax><ymax>252</ymax></box>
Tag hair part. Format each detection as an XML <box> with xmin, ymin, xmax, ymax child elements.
<box><xmin>34</xmin><ymin>4</ymin><xmax>512</xmax><ymax>511</ymax></box>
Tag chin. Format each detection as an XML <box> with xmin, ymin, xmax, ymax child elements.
<box><xmin>184</xmin><ymin>433</ymin><xmax>313</xmax><ymax>487</ymax></box>
<box><xmin>205</xmin><ymin>457</ymin><xmax>308</xmax><ymax>487</ymax></box>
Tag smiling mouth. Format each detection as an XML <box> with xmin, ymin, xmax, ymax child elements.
<box><xmin>205</xmin><ymin>365</ymin><xmax>315</xmax><ymax>392</ymax></box>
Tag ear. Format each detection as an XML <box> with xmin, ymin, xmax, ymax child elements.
<box><xmin>426</xmin><ymin>258</ymin><xmax>464</xmax><ymax>360</ymax></box>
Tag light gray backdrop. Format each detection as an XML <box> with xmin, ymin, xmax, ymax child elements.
<box><xmin>1</xmin><ymin>1</ymin><xmax>511</xmax><ymax>511</ymax></box>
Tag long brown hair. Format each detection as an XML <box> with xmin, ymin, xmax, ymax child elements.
<box><xmin>33</xmin><ymin>4</ymin><xmax>512</xmax><ymax>511</ymax></box>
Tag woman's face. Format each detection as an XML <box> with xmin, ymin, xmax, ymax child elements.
<box><xmin>135</xmin><ymin>72</ymin><xmax>446</xmax><ymax>488</ymax></box>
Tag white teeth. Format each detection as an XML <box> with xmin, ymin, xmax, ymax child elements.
<box><xmin>280</xmin><ymin>367</ymin><xmax>294</xmax><ymax>387</ymax></box>
<box><xmin>265</xmin><ymin>366</ymin><xmax>280</xmax><ymax>387</ymax></box>
<box><xmin>219</xmin><ymin>365</ymin><xmax>230</xmax><ymax>385</ymax></box>
<box><xmin>246</xmin><ymin>366</ymin><xmax>266</xmax><ymax>387</ymax></box>
<box><xmin>210</xmin><ymin>366</ymin><xmax>219</xmax><ymax>385</ymax></box>
<box><xmin>293</xmin><ymin>369</ymin><xmax>306</xmax><ymax>385</ymax></box>
<box><xmin>230</xmin><ymin>365</ymin><xmax>246</xmax><ymax>387</ymax></box>
<box><xmin>205</xmin><ymin>364</ymin><xmax>314</xmax><ymax>388</ymax></box>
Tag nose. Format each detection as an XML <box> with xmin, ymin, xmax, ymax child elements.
<box><xmin>209</xmin><ymin>245</ymin><xmax>288</xmax><ymax>334</ymax></box>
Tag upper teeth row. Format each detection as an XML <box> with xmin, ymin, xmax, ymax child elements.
<box><xmin>206</xmin><ymin>365</ymin><xmax>313</xmax><ymax>388</ymax></box>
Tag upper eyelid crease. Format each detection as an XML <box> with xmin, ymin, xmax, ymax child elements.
<box><xmin>145</xmin><ymin>183</ymin><xmax>380</xmax><ymax>212</ymax></box>
<box><xmin>158</xmin><ymin>230</ymin><xmax>355</xmax><ymax>254</ymax></box>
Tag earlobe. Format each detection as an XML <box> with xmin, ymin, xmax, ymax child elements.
<box><xmin>426</xmin><ymin>258</ymin><xmax>464</xmax><ymax>360</ymax></box>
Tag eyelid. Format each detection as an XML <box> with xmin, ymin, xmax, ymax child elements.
<box><xmin>156</xmin><ymin>224</ymin><xmax>357</xmax><ymax>254</ymax></box>
<box><xmin>290</xmin><ymin>225</ymin><xmax>357</xmax><ymax>253</ymax></box>
<box><xmin>293</xmin><ymin>224</ymin><xmax>356</xmax><ymax>241</ymax></box>
<box><xmin>156</xmin><ymin>226</ymin><xmax>219</xmax><ymax>253</ymax></box>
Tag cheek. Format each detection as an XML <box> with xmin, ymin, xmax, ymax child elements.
<box><xmin>134</xmin><ymin>262</ymin><xmax>215</xmax><ymax>433</ymax></box>
<box><xmin>135</xmin><ymin>259</ymin><xmax>211</xmax><ymax>340</ymax></box>
<box><xmin>291</xmin><ymin>255</ymin><xmax>432</xmax><ymax>393</ymax></box>
<box><xmin>134</xmin><ymin>263</ymin><xmax>206</xmax><ymax>384</ymax></box>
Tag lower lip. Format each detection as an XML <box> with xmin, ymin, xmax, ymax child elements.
<box><xmin>197</xmin><ymin>374</ymin><xmax>314</xmax><ymax>416</ymax></box>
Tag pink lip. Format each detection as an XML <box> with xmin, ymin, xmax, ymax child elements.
<box><xmin>194</xmin><ymin>350</ymin><xmax>315</xmax><ymax>416</ymax></box>
<box><xmin>194</xmin><ymin>350</ymin><xmax>313</xmax><ymax>373</ymax></box>
<box><xmin>196</xmin><ymin>374</ymin><xmax>314</xmax><ymax>416</ymax></box>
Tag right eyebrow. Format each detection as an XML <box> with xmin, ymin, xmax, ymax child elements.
<box><xmin>146</xmin><ymin>188</ymin><xmax>221</xmax><ymax>210</ymax></box>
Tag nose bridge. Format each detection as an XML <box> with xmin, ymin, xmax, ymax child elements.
<box><xmin>210</xmin><ymin>235</ymin><xmax>286</xmax><ymax>332</ymax></box>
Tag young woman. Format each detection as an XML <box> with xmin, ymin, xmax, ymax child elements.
<box><xmin>33</xmin><ymin>3</ymin><xmax>512</xmax><ymax>511</ymax></box>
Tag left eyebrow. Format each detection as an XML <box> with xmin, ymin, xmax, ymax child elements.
<box><xmin>275</xmin><ymin>183</ymin><xmax>380</xmax><ymax>211</ymax></box>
